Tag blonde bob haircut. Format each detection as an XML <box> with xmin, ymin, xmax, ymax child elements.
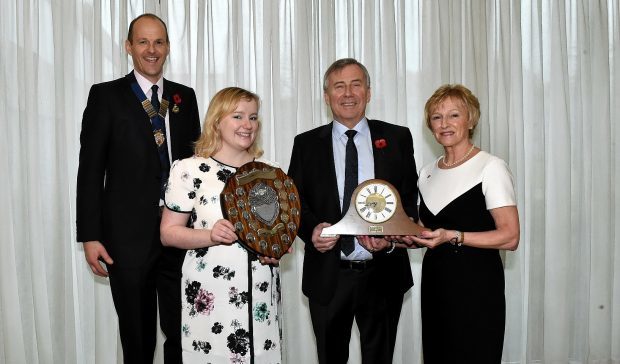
<box><xmin>424</xmin><ymin>84</ymin><xmax>480</xmax><ymax>139</ymax></box>
<box><xmin>194</xmin><ymin>87</ymin><xmax>263</xmax><ymax>159</ymax></box>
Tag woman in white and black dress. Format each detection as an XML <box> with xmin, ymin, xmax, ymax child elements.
<box><xmin>160</xmin><ymin>87</ymin><xmax>283</xmax><ymax>363</ymax></box>
<box><xmin>410</xmin><ymin>84</ymin><xmax>520</xmax><ymax>363</ymax></box>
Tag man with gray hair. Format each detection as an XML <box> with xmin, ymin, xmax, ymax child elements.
<box><xmin>288</xmin><ymin>58</ymin><xmax>418</xmax><ymax>363</ymax></box>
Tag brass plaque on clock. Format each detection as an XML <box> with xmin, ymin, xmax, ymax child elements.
<box><xmin>221</xmin><ymin>161</ymin><xmax>299</xmax><ymax>259</ymax></box>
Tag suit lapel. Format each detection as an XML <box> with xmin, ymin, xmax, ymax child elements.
<box><xmin>123</xmin><ymin>72</ymin><xmax>147</xmax><ymax>120</ymax></box>
<box><xmin>163</xmin><ymin>79</ymin><xmax>178</xmax><ymax>158</ymax></box>
<box><xmin>369</xmin><ymin>119</ymin><xmax>388</xmax><ymax>180</ymax></box>
<box><xmin>318</xmin><ymin>123</ymin><xmax>341</xmax><ymax>214</ymax></box>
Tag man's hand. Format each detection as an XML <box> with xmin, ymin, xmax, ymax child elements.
<box><xmin>357</xmin><ymin>235</ymin><xmax>391</xmax><ymax>253</ymax></box>
<box><xmin>311</xmin><ymin>222</ymin><xmax>339</xmax><ymax>253</ymax></box>
<box><xmin>84</xmin><ymin>241</ymin><xmax>113</xmax><ymax>277</ymax></box>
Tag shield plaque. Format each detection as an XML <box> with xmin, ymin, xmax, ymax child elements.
<box><xmin>220</xmin><ymin>161</ymin><xmax>300</xmax><ymax>259</ymax></box>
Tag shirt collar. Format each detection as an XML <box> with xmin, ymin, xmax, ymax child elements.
<box><xmin>133</xmin><ymin>70</ymin><xmax>164</xmax><ymax>96</ymax></box>
<box><xmin>332</xmin><ymin>117</ymin><xmax>369</xmax><ymax>140</ymax></box>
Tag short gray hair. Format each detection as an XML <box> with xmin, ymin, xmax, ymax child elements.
<box><xmin>323</xmin><ymin>58</ymin><xmax>371</xmax><ymax>91</ymax></box>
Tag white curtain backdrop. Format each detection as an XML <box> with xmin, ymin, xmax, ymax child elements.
<box><xmin>1</xmin><ymin>0</ymin><xmax>619</xmax><ymax>363</ymax></box>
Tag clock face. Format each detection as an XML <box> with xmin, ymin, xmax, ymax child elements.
<box><xmin>354</xmin><ymin>182</ymin><xmax>397</xmax><ymax>223</ymax></box>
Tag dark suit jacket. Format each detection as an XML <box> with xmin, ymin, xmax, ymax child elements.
<box><xmin>76</xmin><ymin>72</ymin><xmax>201</xmax><ymax>267</ymax></box>
<box><xmin>288</xmin><ymin>119</ymin><xmax>418</xmax><ymax>305</ymax></box>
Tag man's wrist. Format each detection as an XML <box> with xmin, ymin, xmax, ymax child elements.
<box><xmin>385</xmin><ymin>241</ymin><xmax>396</xmax><ymax>254</ymax></box>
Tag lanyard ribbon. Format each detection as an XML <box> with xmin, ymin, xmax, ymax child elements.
<box><xmin>130</xmin><ymin>82</ymin><xmax>170</xmax><ymax>125</ymax></box>
<box><xmin>130</xmin><ymin>82</ymin><xmax>172</xmax><ymax>199</ymax></box>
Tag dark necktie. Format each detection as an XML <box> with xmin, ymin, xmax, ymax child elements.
<box><xmin>341</xmin><ymin>129</ymin><xmax>358</xmax><ymax>255</ymax></box>
<box><xmin>150</xmin><ymin>85</ymin><xmax>171</xmax><ymax>199</ymax></box>
<box><xmin>151</xmin><ymin>85</ymin><xmax>160</xmax><ymax>111</ymax></box>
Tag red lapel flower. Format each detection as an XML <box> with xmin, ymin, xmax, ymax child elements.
<box><xmin>374</xmin><ymin>138</ymin><xmax>387</xmax><ymax>149</ymax></box>
<box><xmin>173</xmin><ymin>94</ymin><xmax>182</xmax><ymax>104</ymax></box>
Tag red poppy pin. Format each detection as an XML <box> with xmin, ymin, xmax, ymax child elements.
<box><xmin>374</xmin><ymin>138</ymin><xmax>387</xmax><ymax>149</ymax></box>
<box><xmin>172</xmin><ymin>94</ymin><xmax>182</xmax><ymax>113</ymax></box>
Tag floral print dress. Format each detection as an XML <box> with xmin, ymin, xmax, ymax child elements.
<box><xmin>165</xmin><ymin>156</ymin><xmax>282</xmax><ymax>364</ymax></box>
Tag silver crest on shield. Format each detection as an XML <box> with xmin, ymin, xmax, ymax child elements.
<box><xmin>248</xmin><ymin>182</ymin><xmax>279</xmax><ymax>225</ymax></box>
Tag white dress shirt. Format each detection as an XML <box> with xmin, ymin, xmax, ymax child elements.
<box><xmin>332</xmin><ymin>118</ymin><xmax>375</xmax><ymax>260</ymax></box>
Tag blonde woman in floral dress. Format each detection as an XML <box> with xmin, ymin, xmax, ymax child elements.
<box><xmin>160</xmin><ymin>87</ymin><xmax>282</xmax><ymax>363</ymax></box>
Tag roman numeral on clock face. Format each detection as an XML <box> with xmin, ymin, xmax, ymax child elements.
<box><xmin>354</xmin><ymin>181</ymin><xmax>398</xmax><ymax>224</ymax></box>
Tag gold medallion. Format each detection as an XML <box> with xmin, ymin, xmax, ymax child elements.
<box><xmin>153</xmin><ymin>129</ymin><xmax>166</xmax><ymax>147</ymax></box>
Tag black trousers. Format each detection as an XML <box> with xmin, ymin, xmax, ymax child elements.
<box><xmin>309</xmin><ymin>263</ymin><xmax>403</xmax><ymax>364</ymax></box>
<box><xmin>107</xmin><ymin>246</ymin><xmax>184</xmax><ymax>364</ymax></box>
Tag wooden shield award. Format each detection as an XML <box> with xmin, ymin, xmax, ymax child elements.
<box><xmin>321</xmin><ymin>179</ymin><xmax>424</xmax><ymax>237</ymax></box>
<box><xmin>221</xmin><ymin>161</ymin><xmax>300</xmax><ymax>259</ymax></box>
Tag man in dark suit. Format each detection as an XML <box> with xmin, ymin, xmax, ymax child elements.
<box><xmin>76</xmin><ymin>14</ymin><xmax>201</xmax><ymax>364</ymax></box>
<box><xmin>288</xmin><ymin>58</ymin><xmax>418</xmax><ymax>363</ymax></box>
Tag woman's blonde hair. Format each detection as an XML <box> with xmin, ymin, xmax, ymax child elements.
<box><xmin>194</xmin><ymin>87</ymin><xmax>263</xmax><ymax>158</ymax></box>
<box><xmin>424</xmin><ymin>84</ymin><xmax>480</xmax><ymax>138</ymax></box>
